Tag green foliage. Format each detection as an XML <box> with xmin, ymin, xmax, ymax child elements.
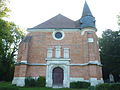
<box><xmin>25</xmin><ymin>77</ymin><xmax>37</xmax><ymax>87</ymax></box>
<box><xmin>117</xmin><ymin>14</ymin><xmax>120</xmax><ymax>26</ymax></box>
<box><xmin>37</xmin><ymin>76</ymin><xmax>46</xmax><ymax>87</ymax></box>
<box><xmin>0</xmin><ymin>19</ymin><xmax>25</xmax><ymax>81</ymax></box>
<box><xmin>96</xmin><ymin>83</ymin><xmax>110</xmax><ymax>90</ymax></box>
<box><xmin>70</xmin><ymin>82</ymin><xmax>79</xmax><ymax>88</ymax></box>
<box><xmin>88</xmin><ymin>86</ymin><xmax>96</xmax><ymax>90</ymax></box>
<box><xmin>0</xmin><ymin>86</ymin><xmax>19</xmax><ymax>90</ymax></box>
<box><xmin>0</xmin><ymin>0</ymin><xmax>25</xmax><ymax>82</ymax></box>
<box><xmin>0</xmin><ymin>0</ymin><xmax>10</xmax><ymax>18</ymax></box>
<box><xmin>19</xmin><ymin>88</ymin><xmax>88</xmax><ymax>90</ymax></box>
<box><xmin>70</xmin><ymin>81</ymin><xmax>90</xmax><ymax>89</ymax></box>
<box><xmin>96</xmin><ymin>83</ymin><xmax>120</xmax><ymax>90</ymax></box>
<box><xmin>0</xmin><ymin>82</ymin><xmax>88</xmax><ymax>90</ymax></box>
<box><xmin>25</xmin><ymin>76</ymin><xmax>46</xmax><ymax>87</ymax></box>
<box><xmin>110</xmin><ymin>83</ymin><xmax>120</xmax><ymax>90</ymax></box>
<box><xmin>99</xmin><ymin>29</ymin><xmax>120</xmax><ymax>82</ymax></box>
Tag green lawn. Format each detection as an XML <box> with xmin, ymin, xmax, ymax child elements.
<box><xmin>0</xmin><ymin>82</ymin><xmax>88</xmax><ymax>90</ymax></box>
<box><xmin>0</xmin><ymin>82</ymin><xmax>12</xmax><ymax>87</ymax></box>
<box><xmin>19</xmin><ymin>87</ymin><xmax>87</xmax><ymax>90</ymax></box>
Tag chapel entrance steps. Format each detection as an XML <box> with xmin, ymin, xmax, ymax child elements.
<box><xmin>52</xmin><ymin>85</ymin><xmax>63</xmax><ymax>88</ymax></box>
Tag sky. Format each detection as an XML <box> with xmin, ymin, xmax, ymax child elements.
<box><xmin>8</xmin><ymin>0</ymin><xmax>120</xmax><ymax>37</ymax></box>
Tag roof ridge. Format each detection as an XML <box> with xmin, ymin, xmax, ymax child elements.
<box><xmin>56</xmin><ymin>14</ymin><xmax>75</xmax><ymax>21</ymax></box>
<box><xmin>32</xmin><ymin>14</ymin><xmax>77</xmax><ymax>29</ymax></box>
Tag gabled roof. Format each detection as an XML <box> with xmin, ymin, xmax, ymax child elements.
<box><xmin>33</xmin><ymin>14</ymin><xmax>77</xmax><ymax>29</ymax></box>
<box><xmin>82</xmin><ymin>1</ymin><xmax>93</xmax><ymax>17</ymax></box>
<box><xmin>31</xmin><ymin>14</ymin><xmax>80</xmax><ymax>29</ymax></box>
<box><xmin>28</xmin><ymin>1</ymin><xmax>95</xmax><ymax>30</ymax></box>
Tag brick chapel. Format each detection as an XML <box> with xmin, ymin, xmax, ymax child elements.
<box><xmin>12</xmin><ymin>1</ymin><xmax>103</xmax><ymax>88</ymax></box>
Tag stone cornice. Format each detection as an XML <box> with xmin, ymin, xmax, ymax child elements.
<box><xmin>45</xmin><ymin>58</ymin><xmax>71</xmax><ymax>61</ymax></box>
<box><xmin>15</xmin><ymin>60</ymin><xmax>102</xmax><ymax>66</ymax></box>
<box><xmin>27</xmin><ymin>28</ymin><xmax>80</xmax><ymax>32</ymax></box>
<box><xmin>70</xmin><ymin>61</ymin><xmax>102</xmax><ymax>66</ymax></box>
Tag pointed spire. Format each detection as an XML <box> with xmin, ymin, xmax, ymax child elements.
<box><xmin>82</xmin><ymin>1</ymin><xmax>93</xmax><ymax>17</ymax></box>
<box><xmin>80</xmin><ymin>1</ymin><xmax>96</xmax><ymax>29</ymax></box>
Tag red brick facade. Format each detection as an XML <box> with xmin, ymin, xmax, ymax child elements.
<box><xmin>12</xmin><ymin>29</ymin><xmax>103</xmax><ymax>87</ymax></box>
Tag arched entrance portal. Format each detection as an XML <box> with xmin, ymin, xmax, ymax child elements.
<box><xmin>52</xmin><ymin>67</ymin><xmax>64</xmax><ymax>87</ymax></box>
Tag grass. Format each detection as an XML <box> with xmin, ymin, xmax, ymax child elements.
<box><xmin>20</xmin><ymin>87</ymin><xmax>88</xmax><ymax>90</ymax></box>
<box><xmin>0</xmin><ymin>82</ymin><xmax>88</xmax><ymax>90</ymax></box>
<box><xmin>0</xmin><ymin>82</ymin><xmax>12</xmax><ymax>87</ymax></box>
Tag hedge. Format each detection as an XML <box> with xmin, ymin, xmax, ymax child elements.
<box><xmin>96</xmin><ymin>83</ymin><xmax>120</xmax><ymax>90</ymax></box>
<box><xmin>70</xmin><ymin>81</ymin><xmax>90</xmax><ymax>88</ymax></box>
<box><xmin>25</xmin><ymin>76</ymin><xmax>46</xmax><ymax>87</ymax></box>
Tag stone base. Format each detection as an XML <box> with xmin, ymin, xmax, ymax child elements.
<box><xmin>70</xmin><ymin>77</ymin><xmax>104</xmax><ymax>86</ymax></box>
<box><xmin>12</xmin><ymin>77</ymin><xmax>104</xmax><ymax>87</ymax></box>
<box><xmin>12</xmin><ymin>77</ymin><xmax>25</xmax><ymax>86</ymax></box>
<box><xmin>70</xmin><ymin>77</ymin><xmax>85</xmax><ymax>82</ymax></box>
<box><xmin>89</xmin><ymin>78</ymin><xmax>104</xmax><ymax>86</ymax></box>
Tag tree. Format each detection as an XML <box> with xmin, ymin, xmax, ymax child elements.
<box><xmin>99</xmin><ymin>29</ymin><xmax>120</xmax><ymax>82</ymax></box>
<box><xmin>0</xmin><ymin>0</ymin><xmax>25</xmax><ymax>81</ymax></box>
<box><xmin>117</xmin><ymin>14</ymin><xmax>120</xmax><ymax>26</ymax></box>
<box><xmin>0</xmin><ymin>0</ymin><xmax>10</xmax><ymax>18</ymax></box>
<box><xmin>0</xmin><ymin>19</ymin><xmax>24</xmax><ymax>81</ymax></box>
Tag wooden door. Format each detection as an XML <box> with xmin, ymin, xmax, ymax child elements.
<box><xmin>53</xmin><ymin>67</ymin><xmax>64</xmax><ymax>86</ymax></box>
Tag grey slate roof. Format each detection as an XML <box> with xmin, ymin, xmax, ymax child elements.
<box><xmin>29</xmin><ymin>1</ymin><xmax>96</xmax><ymax>30</ymax></box>
<box><xmin>80</xmin><ymin>1</ymin><xmax>96</xmax><ymax>29</ymax></box>
<box><xmin>82</xmin><ymin>1</ymin><xmax>93</xmax><ymax>17</ymax></box>
<box><xmin>31</xmin><ymin>14</ymin><xmax>81</xmax><ymax>29</ymax></box>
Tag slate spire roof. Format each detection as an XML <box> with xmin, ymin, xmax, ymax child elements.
<box><xmin>82</xmin><ymin>1</ymin><xmax>93</xmax><ymax>17</ymax></box>
<box><xmin>79</xmin><ymin>1</ymin><xmax>96</xmax><ymax>29</ymax></box>
<box><xmin>32</xmin><ymin>14</ymin><xmax>80</xmax><ymax>29</ymax></box>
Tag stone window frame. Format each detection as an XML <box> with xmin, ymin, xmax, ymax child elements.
<box><xmin>47</xmin><ymin>48</ymin><xmax>53</xmax><ymax>58</ymax></box>
<box><xmin>52</xmin><ymin>31</ymin><xmax>65</xmax><ymax>40</ymax></box>
<box><xmin>55</xmin><ymin>46</ymin><xmax>61</xmax><ymax>58</ymax></box>
<box><xmin>88</xmin><ymin>38</ymin><xmax>94</xmax><ymax>42</ymax></box>
<box><xmin>64</xmin><ymin>48</ymin><xmax>69</xmax><ymax>58</ymax></box>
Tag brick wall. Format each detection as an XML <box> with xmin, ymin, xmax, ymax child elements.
<box><xmin>14</xmin><ymin>29</ymin><xmax>102</xmax><ymax>79</ymax></box>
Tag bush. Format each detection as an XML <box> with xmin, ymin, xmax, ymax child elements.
<box><xmin>88</xmin><ymin>86</ymin><xmax>96</xmax><ymax>90</ymax></box>
<box><xmin>0</xmin><ymin>86</ymin><xmax>19</xmax><ymax>90</ymax></box>
<box><xmin>70</xmin><ymin>81</ymin><xmax>90</xmax><ymax>89</ymax></box>
<box><xmin>110</xmin><ymin>83</ymin><xmax>120</xmax><ymax>90</ymax></box>
<box><xmin>96</xmin><ymin>83</ymin><xmax>120</xmax><ymax>90</ymax></box>
<box><xmin>25</xmin><ymin>76</ymin><xmax>46</xmax><ymax>87</ymax></box>
<box><xmin>25</xmin><ymin>77</ymin><xmax>37</xmax><ymax>87</ymax></box>
<box><xmin>96</xmin><ymin>83</ymin><xmax>111</xmax><ymax>90</ymax></box>
<box><xmin>37</xmin><ymin>76</ymin><xmax>46</xmax><ymax>87</ymax></box>
<box><xmin>70</xmin><ymin>82</ymin><xmax>78</xmax><ymax>88</ymax></box>
<box><xmin>80</xmin><ymin>81</ymin><xmax>90</xmax><ymax>88</ymax></box>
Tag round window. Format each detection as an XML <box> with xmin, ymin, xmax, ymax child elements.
<box><xmin>55</xmin><ymin>32</ymin><xmax>62</xmax><ymax>39</ymax></box>
<box><xmin>52</xmin><ymin>31</ymin><xmax>65</xmax><ymax>40</ymax></box>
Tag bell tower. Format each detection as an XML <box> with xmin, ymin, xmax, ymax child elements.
<box><xmin>80</xmin><ymin>1</ymin><xmax>103</xmax><ymax>86</ymax></box>
<box><xmin>80</xmin><ymin>1</ymin><xmax>96</xmax><ymax>29</ymax></box>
